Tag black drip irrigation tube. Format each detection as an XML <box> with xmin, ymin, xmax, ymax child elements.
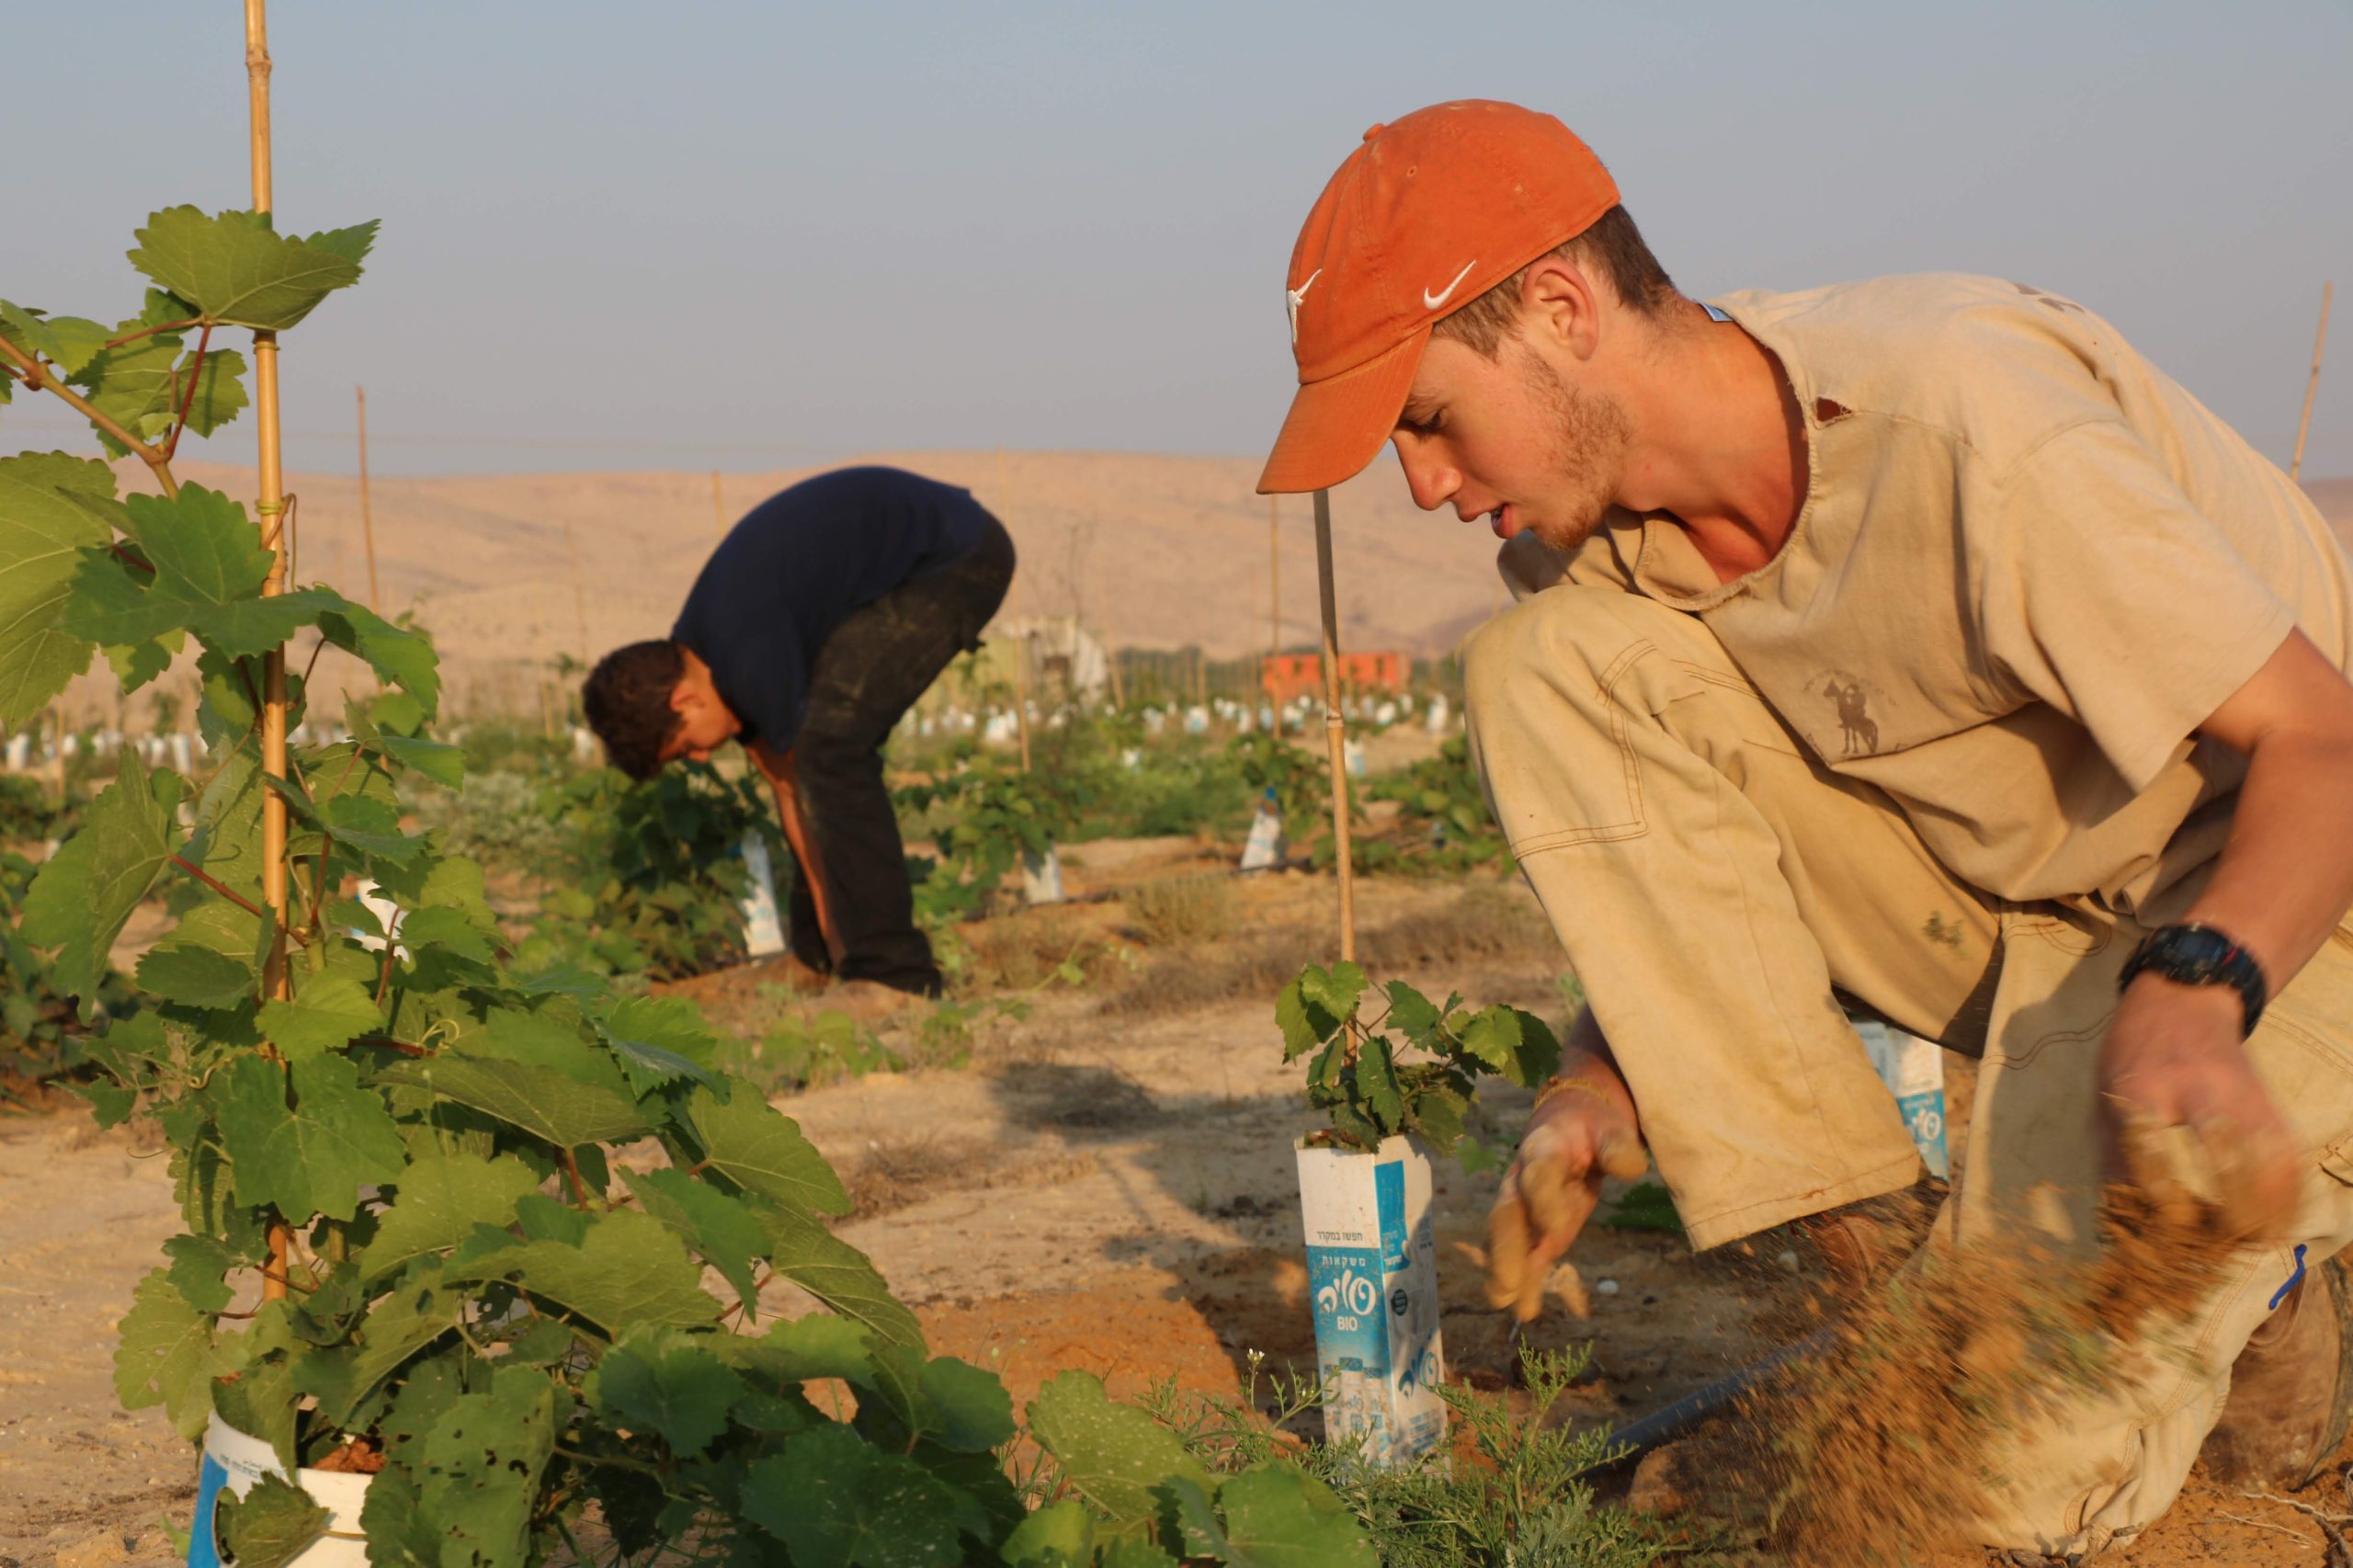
<box><xmin>1586</xmin><ymin>1327</ymin><xmax>1835</xmax><ymax>1470</ymax></box>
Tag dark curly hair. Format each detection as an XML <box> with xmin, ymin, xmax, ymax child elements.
<box><xmin>582</xmin><ymin>641</ymin><xmax>686</xmax><ymax>781</ymax></box>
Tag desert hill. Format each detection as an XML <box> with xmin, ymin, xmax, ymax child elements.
<box><xmin>40</xmin><ymin>454</ymin><xmax>2353</xmax><ymax>727</ymax></box>
<box><xmin>72</xmin><ymin>451</ymin><xmax>1510</xmax><ymax>722</ymax></box>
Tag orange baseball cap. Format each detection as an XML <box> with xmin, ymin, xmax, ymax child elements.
<box><xmin>1256</xmin><ymin>100</ymin><xmax>1620</xmax><ymax>495</ymax></box>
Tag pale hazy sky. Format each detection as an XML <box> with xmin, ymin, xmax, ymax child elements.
<box><xmin>5</xmin><ymin>2</ymin><xmax>2347</xmax><ymax>479</ymax></box>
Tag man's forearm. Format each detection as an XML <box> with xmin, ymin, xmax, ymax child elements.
<box><xmin>749</xmin><ymin>743</ymin><xmax>845</xmax><ymax>964</ymax></box>
<box><xmin>2182</xmin><ymin>726</ymin><xmax>2353</xmax><ymax>991</ymax></box>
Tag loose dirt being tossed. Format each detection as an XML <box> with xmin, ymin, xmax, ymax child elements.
<box><xmin>6</xmin><ymin>863</ymin><xmax>2351</xmax><ymax>1565</ymax></box>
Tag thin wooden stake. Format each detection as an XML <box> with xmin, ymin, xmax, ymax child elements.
<box><xmin>1008</xmin><ymin>624</ymin><xmax>1034</xmax><ymax>772</ymax></box>
<box><xmin>355</xmin><ymin>385</ymin><xmax>381</xmax><ymax>613</ymax></box>
<box><xmin>1312</xmin><ymin>488</ymin><xmax>1356</xmax><ymax>960</ymax></box>
<box><xmin>710</xmin><ymin>470</ymin><xmax>726</xmax><ymax>537</ymax></box>
<box><xmin>1269</xmin><ymin>494</ymin><xmax>1281</xmax><ymax>656</ymax></box>
<box><xmin>244</xmin><ymin>0</ymin><xmax>295</xmax><ymax>1305</ymax></box>
<box><xmin>2291</xmin><ymin>280</ymin><xmax>2333</xmax><ymax>483</ymax></box>
<box><xmin>992</xmin><ymin>447</ymin><xmax>1034</xmax><ymax>769</ymax></box>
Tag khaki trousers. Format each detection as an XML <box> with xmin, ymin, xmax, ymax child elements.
<box><xmin>1463</xmin><ymin>584</ymin><xmax>2353</xmax><ymax>1556</ymax></box>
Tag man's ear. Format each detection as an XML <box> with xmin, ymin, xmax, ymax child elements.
<box><xmin>1519</xmin><ymin>255</ymin><xmax>1604</xmax><ymax>363</ymax></box>
<box><xmin>668</xmin><ymin>679</ymin><xmax>698</xmax><ymax>716</ymax></box>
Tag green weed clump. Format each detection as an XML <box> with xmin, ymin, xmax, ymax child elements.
<box><xmin>516</xmin><ymin>761</ymin><xmax>777</xmax><ymax>980</ymax></box>
<box><xmin>1122</xmin><ymin>1346</ymin><xmax>1664</xmax><ymax>1568</ymax></box>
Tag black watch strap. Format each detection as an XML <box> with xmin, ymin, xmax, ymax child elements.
<box><xmin>2119</xmin><ymin>923</ymin><xmax>2269</xmax><ymax>1037</ymax></box>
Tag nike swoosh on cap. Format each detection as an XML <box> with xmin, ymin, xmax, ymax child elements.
<box><xmin>1422</xmin><ymin>261</ymin><xmax>1477</xmax><ymax>311</ymax></box>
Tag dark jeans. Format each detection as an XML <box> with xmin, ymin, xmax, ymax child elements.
<box><xmin>788</xmin><ymin>515</ymin><xmax>1015</xmax><ymax>994</ymax></box>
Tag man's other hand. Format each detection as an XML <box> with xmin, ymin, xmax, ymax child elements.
<box><xmin>2100</xmin><ymin>973</ymin><xmax>2300</xmax><ymax>1241</ymax></box>
<box><xmin>1484</xmin><ymin>1045</ymin><xmax>1650</xmax><ymax>1324</ymax></box>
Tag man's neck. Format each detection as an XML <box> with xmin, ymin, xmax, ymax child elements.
<box><xmin>1617</xmin><ymin>304</ymin><xmax>1809</xmax><ymax>585</ymax></box>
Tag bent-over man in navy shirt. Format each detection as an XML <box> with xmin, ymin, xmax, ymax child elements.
<box><xmin>583</xmin><ymin>466</ymin><xmax>1015</xmax><ymax>1000</ymax></box>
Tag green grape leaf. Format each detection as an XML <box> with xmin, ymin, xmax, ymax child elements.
<box><xmin>1100</xmin><ymin>1541</ymin><xmax>1183</xmax><ymax>1568</ymax></box>
<box><xmin>171</xmin><ymin>345</ymin><xmax>250</xmax><ymax>439</ymax></box>
<box><xmin>378</xmin><ymin>1055</ymin><xmax>654</xmax><ymax>1148</ymax></box>
<box><xmin>594</xmin><ymin>1327</ymin><xmax>745</xmax><ymax>1460</ymax></box>
<box><xmin>212</xmin><ymin>1052</ymin><xmax>405</xmax><ymax>1222</ymax></box>
<box><xmin>297</xmin><ymin>1271</ymin><xmax>461</xmax><ymax>1426</ymax></box>
<box><xmin>917</xmin><ymin>1356</ymin><xmax>1014</xmax><ymax>1453</ymax></box>
<box><xmin>136</xmin><ymin>942</ymin><xmax>256</xmax><ymax>1008</ymax></box>
<box><xmin>210</xmin><ymin>1354</ymin><xmax>301</xmax><ymax>1473</ymax></box>
<box><xmin>445</xmin><ymin>1209</ymin><xmax>719</xmax><ymax>1332</ymax></box>
<box><xmin>1208</xmin><ymin>1466</ymin><xmax>1379</xmax><ymax>1568</ymax></box>
<box><xmin>686</xmin><ymin>1083</ymin><xmax>850</xmax><ymax>1217</ymax></box>
<box><xmin>620</xmin><ymin>1166</ymin><xmax>768</xmax><ymax>1313</ymax></box>
<box><xmin>216</xmin><ymin>1474</ymin><xmax>328</xmax><ymax>1568</ymax></box>
<box><xmin>0</xmin><ymin>452</ymin><xmax>114</xmax><ymax>727</ymax></box>
<box><xmin>256</xmin><ymin>971</ymin><xmax>381</xmax><ymax>1061</ymax></box>
<box><xmin>1353</xmin><ymin>1035</ymin><xmax>1405</xmax><ymax>1134</ymax></box>
<box><xmin>742</xmin><ymin>1426</ymin><xmax>968</xmax><ymax>1568</ymax></box>
<box><xmin>1409</xmin><ymin>1081</ymin><xmax>1469</xmax><ymax>1155</ymax></box>
<box><xmin>759</xmin><ymin>1203</ymin><xmax>924</xmax><ymax>1355</ymax></box>
<box><xmin>1274</xmin><ymin>982</ymin><xmax>1321</xmax><ymax>1063</ymax></box>
<box><xmin>113</xmin><ymin>1267</ymin><xmax>222</xmax><ymax>1437</ymax></box>
<box><xmin>460</xmin><ymin>1009</ymin><xmax>636</xmax><ymax>1096</ymax></box>
<box><xmin>358</xmin><ymin>1152</ymin><xmax>541</xmax><ymax>1283</ymax></box>
<box><xmin>0</xmin><ymin>303</ymin><xmax>111</xmax><ymax>374</ymax></box>
<box><xmin>317</xmin><ymin>602</ymin><xmax>439</xmax><ymax>716</ymax></box>
<box><xmin>127</xmin><ymin>206</ymin><xmax>367</xmax><ymax>331</ymax></box>
<box><xmin>1381</xmin><ymin>980</ymin><xmax>1444</xmax><ymax>1050</ymax></box>
<box><xmin>190</xmin><ymin>587</ymin><xmax>347</xmax><ymax>661</ymax></box>
<box><xmin>599</xmin><ymin>994</ymin><xmax>719</xmax><ymax>1095</ymax></box>
<box><xmin>318</xmin><ymin>791</ymin><xmax>428</xmax><ymax>865</ymax></box>
<box><xmin>1026</xmin><ymin>1369</ymin><xmax>1212</xmax><ymax>1526</ymax></box>
<box><xmin>411</xmin><ymin>1363</ymin><xmax>557</xmax><ymax>1568</ymax></box>
<box><xmin>1000</xmin><ymin>1500</ymin><xmax>1094</xmax><ymax>1567</ymax></box>
<box><xmin>106</xmin><ymin>633</ymin><xmax>180</xmax><ymax>692</ymax></box>
<box><xmin>69</xmin><ymin>331</ymin><xmax>185</xmax><ymax>451</ymax></box>
<box><xmin>162</xmin><ymin>1234</ymin><xmax>242</xmax><ymax>1316</ymax></box>
<box><xmin>729</xmin><ymin>1312</ymin><xmax>881</xmax><ymax>1387</ymax></box>
<box><xmin>1298</xmin><ymin>962</ymin><xmax>1368</xmax><ymax>1026</ymax></box>
<box><xmin>300</xmin><ymin>221</ymin><xmax>381</xmax><ymax>267</ymax></box>
<box><xmin>396</xmin><ymin>905</ymin><xmax>495</xmax><ymax>964</ymax></box>
<box><xmin>121</xmin><ymin>484</ymin><xmax>269</xmax><ymax>601</ymax></box>
<box><xmin>377</xmin><ymin>731</ymin><xmax>465</xmax><ymax>789</ymax></box>
<box><xmin>19</xmin><ymin>755</ymin><xmax>180</xmax><ymax>1006</ymax></box>
<box><xmin>1454</xmin><ymin>1005</ymin><xmax>1561</xmax><ymax>1088</ymax></box>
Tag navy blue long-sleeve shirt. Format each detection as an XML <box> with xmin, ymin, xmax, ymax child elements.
<box><xmin>671</xmin><ymin>466</ymin><xmax>987</xmax><ymax>750</ymax></box>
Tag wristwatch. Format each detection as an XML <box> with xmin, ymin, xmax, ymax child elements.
<box><xmin>2118</xmin><ymin>924</ymin><xmax>2268</xmax><ymax>1037</ymax></box>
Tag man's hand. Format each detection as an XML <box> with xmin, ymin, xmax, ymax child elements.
<box><xmin>1484</xmin><ymin>1041</ymin><xmax>1650</xmax><ymax>1323</ymax></box>
<box><xmin>2099</xmin><ymin>972</ymin><xmax>2300</xmax><ymax>1240</ymax></box>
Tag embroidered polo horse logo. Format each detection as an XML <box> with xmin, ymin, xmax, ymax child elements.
<box><xmin>1822</xmin><ymin>677</ymin><xmax>1879</xmax><ymax>756</ymax></box>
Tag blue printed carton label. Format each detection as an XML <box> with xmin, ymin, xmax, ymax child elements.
<box><xmin>1297</xmin><ymin>1138</ymin><xmax>1448</xmax><ymax>1469</ymax></box>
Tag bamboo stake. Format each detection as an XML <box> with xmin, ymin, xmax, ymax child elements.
<box><xmin>710</xmin><ymin>470</ymin><xmax>726</xmax><ymax>537</ymax></box>
<box><xmin>2291</xmin><ymin>281</ymin><xmax>2333</xmax><ymax>483</ymax></box>
<box><xmin>355</xmin><ymin>385</ymin><xmax>381</xmax><ymax>613</ymax></box>
<box><xmin>1312</xmin><ymin>489</ymin><xmax>1356</xmax><ymax>960</ymax></box>
<box><xmin>244</xmin><ymin>0</ymin><xmax>295</xmax><ymax>1305</ymax></box>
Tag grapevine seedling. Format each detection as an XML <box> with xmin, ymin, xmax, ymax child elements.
<box><xmin>1279</xmin><ymin>962</ymin><xmax>1561</xmax><ymax>1153</ymax></box>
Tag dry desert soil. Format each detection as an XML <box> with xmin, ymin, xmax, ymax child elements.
<box><xmin>9</xmin><ymin>842</ymin><xmax>2353</xmax><ymax>1567</ymax></box>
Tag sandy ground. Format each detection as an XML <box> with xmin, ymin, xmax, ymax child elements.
<box><xmin>7</xmin><ymin>853</ymin><xmax>2353</xmax><ymax>1564</ymax></box>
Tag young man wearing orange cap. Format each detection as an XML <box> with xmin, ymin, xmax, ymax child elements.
<box><xmin>1259</xmin><ymin>99</ymin><xmax>2353</xmax><ymax>1553</ymax></box>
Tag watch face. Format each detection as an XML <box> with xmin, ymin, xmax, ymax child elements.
<box><xmin>2162</xmin><ymin>926</ymin><xmax>2237</xmax><ymax>982</ymax></box>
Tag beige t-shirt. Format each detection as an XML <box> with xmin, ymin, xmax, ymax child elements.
<box><xmin>1504</xmin><ymin>273</ymin><xmax>2353</xmax><ymax>915</ymax></box>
